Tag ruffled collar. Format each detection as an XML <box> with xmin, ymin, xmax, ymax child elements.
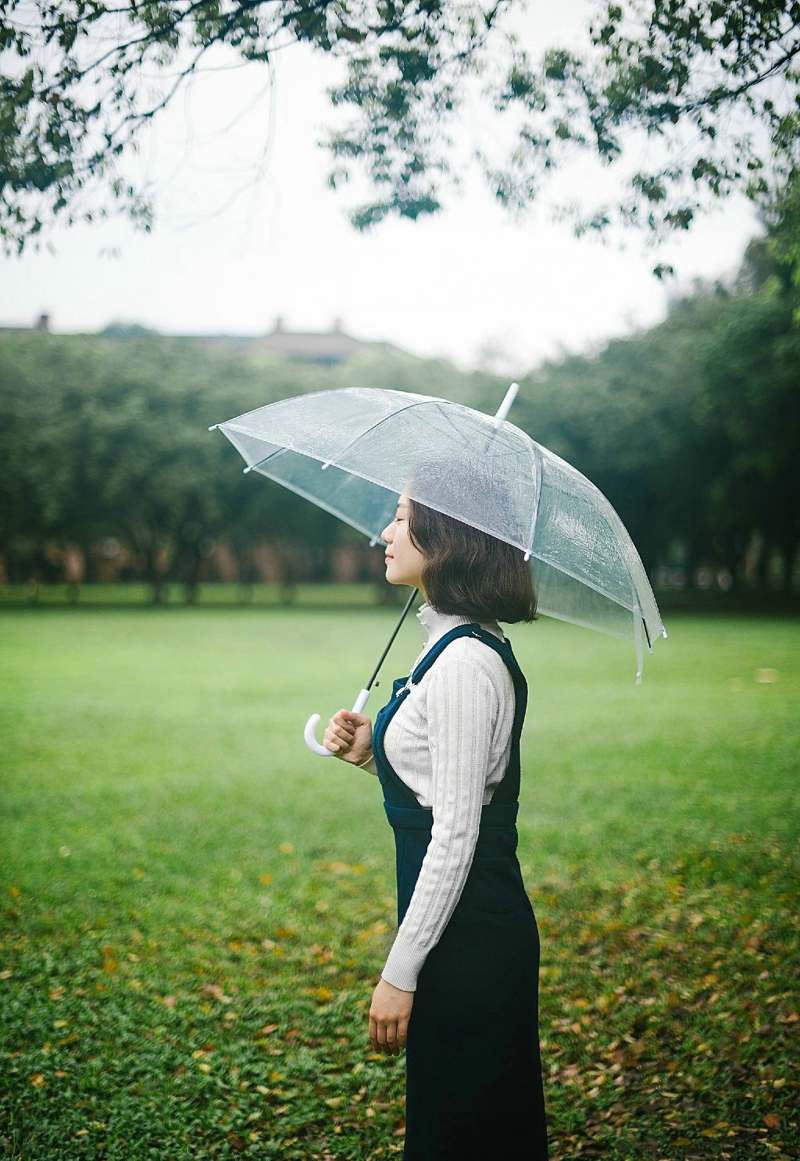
<box><xmin>416</xmin><ymin>602</ymin><xmax>504</xmax><ymax>650</ymax></box>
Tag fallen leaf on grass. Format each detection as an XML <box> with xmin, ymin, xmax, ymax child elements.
<box><xmin>765</xmin><ymin>1113</ymin><xmax>781</xmax><ymax>1128</ymax></box>
<box><xmin>202</xmin><ymin>984</ymin><xmax>232</xmax><ymax>1003</ymax></box>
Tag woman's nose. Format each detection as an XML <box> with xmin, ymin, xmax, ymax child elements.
<box><xmin>381</xmin><ymin>522</ymin><xmax>393</xmax><ymax>542</ymax></box>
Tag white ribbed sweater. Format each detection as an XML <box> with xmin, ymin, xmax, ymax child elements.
<box><xmin>364</xmin><ymin>603</ymin><xmax>516</xmax><ymax>992</ymax></box>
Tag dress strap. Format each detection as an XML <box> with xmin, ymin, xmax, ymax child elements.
<box><xmin>410</xmin><ymin>624</ymin><xmax>528</xmax><ymax>805</ymax></box>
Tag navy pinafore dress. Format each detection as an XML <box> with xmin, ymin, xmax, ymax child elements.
<box><xmin>371</xmin><ymin>624</ymin><xmax>548</xmax><ymax>1161</ymax></box>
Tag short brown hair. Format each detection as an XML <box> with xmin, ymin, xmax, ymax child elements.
<box><xmin>407</xmin><ymin>499</ymin><xmax>537</xmax><ymax>624</ymax></box>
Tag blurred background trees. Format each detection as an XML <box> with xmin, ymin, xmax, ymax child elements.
<box><xmin>2</xmin><ymin>2</ymin><xmax>798</xmax><ymax>256</ymax></box>
<box><xmin>1</xmin><ymin>179</ymin><xmax>798</xmax><ymax>602</ymax></box>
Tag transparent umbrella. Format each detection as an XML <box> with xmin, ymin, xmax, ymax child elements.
<box><xmin>210</xmin><ymin>384</ymin><xmax>665</xmax><ymax>751</ymax></box>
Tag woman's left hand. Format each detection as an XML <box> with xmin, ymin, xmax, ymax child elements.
<box><xmin>369</xmin><ymin>978</ymin><xmax>414</xmax><ymax>1056</ymax></box>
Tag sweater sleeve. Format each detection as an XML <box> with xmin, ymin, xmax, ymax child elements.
<box><xmin>381</xmin><ymin>651</ymin><xmax>500</xmax><ymax>991</ymax></box>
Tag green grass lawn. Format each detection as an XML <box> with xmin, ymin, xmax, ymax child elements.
<box><xmin>1</xmin><ymin>608</ymin><xmax>798</xmax><ymax>1160</ymax></box>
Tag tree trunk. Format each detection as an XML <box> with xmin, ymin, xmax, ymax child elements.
<box><xmin>234</xmin><ymin>544</ymin><xmax>255</xmax><ymax>604</ymax></box>
<box><xmin>756</xmin><ymin>533</ymin><xmax>774</xmax><ymax>594</ymax></box>
<box><xmin>779</xmin><ymin>535</ymin><xmax>799</xmax><ymax>594</ymax></box>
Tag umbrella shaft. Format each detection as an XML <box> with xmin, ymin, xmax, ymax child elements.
<box><xmin>366</xmin><ymin>588</ymin><xmax>419</xmax><ymax>691</ymax></box>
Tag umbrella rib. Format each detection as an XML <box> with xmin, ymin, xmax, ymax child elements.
<box><xmin>319</xmin><ymin>398</ymin><xmax>447</xmax><ymax>470</ymax></box>
<box><xmin>525</xmin><ymin>441</ymin><xmax>544</xmax><ymax>559</ymax></box>
<box><xmin>243</xmin><ymin>447</ymin><xmax>284</xmax><ymax>474</ymax></box>
<box><xmin>531</xmin><ymin>551</ymin><xmax>639</xmax><ymax>612</ymax></box>
<box><xmin>252</xmin><ymin>465</ymin><xmax>386</xmax><ymax>542</ymax></box>
<box><xmin>535</xmin><ymin>602</ymin><xmax>635</xmax><ymax>643</ymax></box>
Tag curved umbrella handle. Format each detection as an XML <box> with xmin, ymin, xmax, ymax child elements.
<box><xmin>304</xmin><ymin>688</ymin><xmax>371</xmax><ymax>757</ymax></box>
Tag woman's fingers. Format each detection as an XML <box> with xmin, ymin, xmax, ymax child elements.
<box><xmin>381</xmin><ymin>1021</ymin><xmax>399</xmax><ymax>1055</ymax></box>
<box><xmin>368</xmin><ymin>979</ymin><xmax>412</xmax><ymax>1055</ymax></box>
<box><xmin>333</xmin><ymin>709</ymin><xmax>356</xmax><ymax>730</ymax></box>
<box><xmin>370</xmin><ymin>1018</ymin><xmax>400</xmax><ymax>1056</ymax></box>
<box><xmin>324</xmin><ymin>712</ymin><xmax>357</xmax><ymax>755</ymax></box>
<box><xmin>341</xmin><ymin>710</ymin><xmax>368</xmax><ymax>728</ymax></box>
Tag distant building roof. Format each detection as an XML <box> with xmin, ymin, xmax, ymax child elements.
<box><xmin>1</xmin><ymin>314</ymin><xmax>405</xmax><ymax>364</ymax></box>
<box><xmin>0</xmin><ymin>313</ymin><xmax>51</xmax><ymax>336</ymax></box>
<box><xmin>247</xmin><ymin>317</ymin><xmax>401</xmax><ymax>364</ymax></box>
<box><xmin>116</xmin><ymin>316</ymin><xmax>403</xmax><ymax>363</ymax></box>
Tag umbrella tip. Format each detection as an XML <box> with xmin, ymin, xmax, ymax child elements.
<box><xmin>208</xmin><ymin>424</ymin><xmax>218</xmax><ymax>431</ymax></box>
<box><xmin>493</xmin><ymin>382</ymin><xmax>520</xmax><ymax>425</ymax></box>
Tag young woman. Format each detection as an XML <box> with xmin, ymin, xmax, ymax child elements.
<box><xmin>324</xmin><ymin>494</ymin><xmax>548</xmax><ymax>1161</ymax></box>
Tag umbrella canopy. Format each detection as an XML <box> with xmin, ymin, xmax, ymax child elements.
<box><xmin>210</xmin><ymin>387</ymin><xmax>665</xmax><ymax>680</ymax></box>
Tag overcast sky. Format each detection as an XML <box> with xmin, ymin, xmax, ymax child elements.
<box><xmin>0</xmin><ymin>0</ymin><xmax>760</xmax><ymax>371</ymax></box>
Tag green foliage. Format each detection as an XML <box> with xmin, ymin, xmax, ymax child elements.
<box><xmin>490</xmin><ymin>0</ymin><xmax>800</xmax><ymax>250</ymax></box>
<box><xmin>764</xmin><ymin>169</ymin><xmax>800</xmax><ymax>299</ymax></box>
<box><xmin>1</xmin><ymin>188</ymin><xmax>798</xmax><ymax>598</ymax></box>
<box><xmin>0</xmin><ymin>609</ymin><xmax>798</xmax><ymax>1157</ymax></box>
<box><xmin>1</xmin><ymin>2</ymin><xmax>799</xmax><ymax>252</ymax></box>
<box><xmin>506</xmin><ymin>192</ymin><xmax>800</xmax><ymax>585</ymax></box>
<box><xmin>0</xmin><ymin>335</ymin><xmax>504</xmax><ymax>596</ymax></box>
<box><xmin>511</xmin><ymin>283</ymin><xmax>800</xmax><ymax>584</ymax></box>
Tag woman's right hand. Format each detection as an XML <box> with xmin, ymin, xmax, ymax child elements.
<box><xmin>323</xmin><ymin>709</ymin><xmax>373</xmax><ymax>766</ymax></box>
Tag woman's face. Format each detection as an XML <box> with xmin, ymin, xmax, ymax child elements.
<box><xmin>382</xmin><ymin>495</ymin><xmax>427</xmax><ymax>593</ymax></box>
